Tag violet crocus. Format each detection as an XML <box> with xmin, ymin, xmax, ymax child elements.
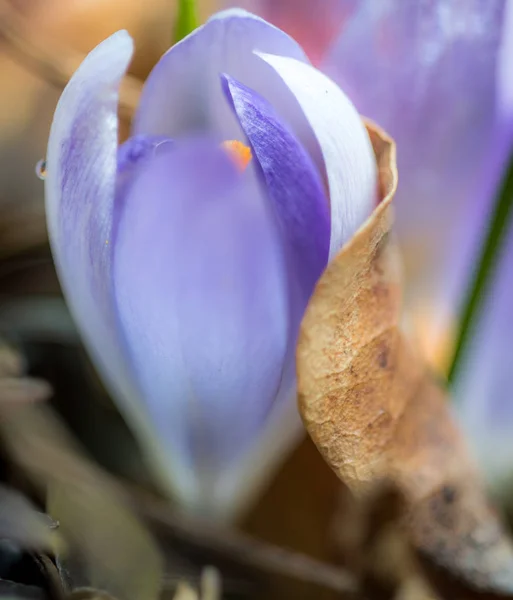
<box><xmin>45</xmin><ymin>9</ymin><xmax>377</xmax><ymax>517</ymax></box>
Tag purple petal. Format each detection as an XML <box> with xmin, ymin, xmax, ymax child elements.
<box><xmin>215</xmin><ymin>387</ymin><xmax>304</xmax><ymax>516</ymax></box>
<box><xmin>324</xmin><ymin>0</ymin><xmax>505</xmax><ymax>336</ymax></box>
<box><xmin>45</xmin><ymin>32</ymin><xmax>137</xmax><ymax>430</ymax></box>
<box><xmin>113</xmin><ymin>138</ymin><xmax>290</xmax><ymax>510</ymax></box>
<box><xmin>222</xmin><ymin>74</ymin><xmax>330</xmax><ymax>313</ymax></box>
<box><xmin>133</xmin><ymin>9</ymin><xmax>325</xmax><ymax>185</ymax></box>
<box><xmin>221</xmin><ymin>77</ymin><xmax>331</xmax><ymax>495</ymax></box>
<box><xmin>45</xmin><ymin>33</ymin><xmax>199</xmax><ymax>502</ymax></box>
<box><xmin>258</xmin><ymin>52</ymin><xmax>377</xmax><ymax>257</ymax></box>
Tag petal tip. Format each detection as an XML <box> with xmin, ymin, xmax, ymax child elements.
<box><xmin>71</xmin><ymin>30</ymin><xmax>134</xmax><ymax>85</ymax></box>
<box><xmin>219</xmin><ymin>72</ymin><xmax>235</xmax><ymax>96</ymax></box>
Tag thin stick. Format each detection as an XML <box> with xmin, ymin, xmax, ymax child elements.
<box><xmin>127</xmin><ymin>487</ymin><xmax>357</xmax><ymax>595</ymax></box>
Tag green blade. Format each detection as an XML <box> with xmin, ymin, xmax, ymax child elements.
<box><xmin>174</xmin><ymin>0</ymin><xmax>199</xmax><ymax>43</ymax></box>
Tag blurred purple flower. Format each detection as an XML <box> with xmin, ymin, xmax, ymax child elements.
<box><xmin>45</xmin><ymin>10</ymin><xmax>376</xmax><ymax>516</ymax></box>
<box><xmin>323</xmin><ymin>0</ymin><xmax>513</xmax><ymax>491</ymax></box>
<box><xmin>324</xmin><ymin>0</ymin><xmax>507</xmax><ymax>353</ymax></box>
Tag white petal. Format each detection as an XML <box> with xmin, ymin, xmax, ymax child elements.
<box><xmin>258</xmin><ymin>52</ymin><xmax>378</xmax><ymax>257</ymax></box>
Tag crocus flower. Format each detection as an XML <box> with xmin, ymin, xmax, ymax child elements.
<box><xmin>45</xmin><ymin>10</ymin><xmax>377</xmax><ymax>517</ymax></box>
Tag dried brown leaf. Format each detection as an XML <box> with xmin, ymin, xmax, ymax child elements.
<box><xmin>297</xmin><ymin>123</ymin><xmax>513</xmax><ymax>597</ymax></box>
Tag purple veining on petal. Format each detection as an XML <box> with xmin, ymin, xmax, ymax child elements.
<box><xmin>113</xmin><ymin>138</ymin><xmax>290</xmax><ymax>477</ymax></box>
<box><xmin>323</xmin><ymin>0</ymin><xmax>505</xmax><ymax>340</ymax></box>
<box><xmin>222</xmin><ymin>74</ymin><xmax>330</xmax><ymax>315</ymax></box>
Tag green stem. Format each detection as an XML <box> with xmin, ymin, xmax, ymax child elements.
<box><xmin>448</xmin><ymin>147</ymin><xmax>513</xmax><ymax>385</ymax></box>
<box><xmin>174</xmin><ymin>0</ymin><xmax>199</xmax><ymax>44</ymax></box>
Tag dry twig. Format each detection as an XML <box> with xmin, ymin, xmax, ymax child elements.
<box><xmin>128</xmin><ymin>486</ymin><xmax>357</xmax><ymax>595</ymax></box>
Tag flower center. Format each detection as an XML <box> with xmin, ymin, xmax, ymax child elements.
<box><xmin>222</xmin><ymin>140</ymin><xmax>252</xmax><ymax>171</ymax></box>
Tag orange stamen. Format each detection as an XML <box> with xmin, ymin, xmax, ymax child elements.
<box><xmin>222</xmin><ymin>140</ymin><xmax>252</xmax><ymax>171</ymax></box>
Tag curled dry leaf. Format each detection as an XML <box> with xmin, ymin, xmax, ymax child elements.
<box><xmin>297</xmin><ymin>123</ymin><xmax>513</xmax><ymax>597</ymax></box>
